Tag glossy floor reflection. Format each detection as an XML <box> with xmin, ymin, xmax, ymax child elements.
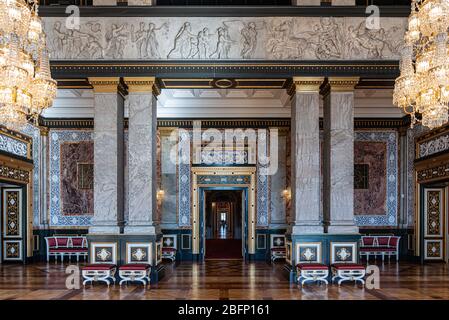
<box><xmin>0</xmin><ymin>260</ymin><xmax>448</xmax><ymax>300</ymax></box>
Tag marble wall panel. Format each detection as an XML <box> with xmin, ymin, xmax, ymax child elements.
<box><xmin>354</xmin><ymin>141</ymin><xmax>386</xmax><ymax>216</ymax></box>
<box><xmin>60</xmin><ymin>141</ymin><xmax>94</xmax><ymax>216</ymax></box>
<box><xmin>49</xmin><ymin>130</ymin><xmax>93</xmax><ymax>227</ymax></box>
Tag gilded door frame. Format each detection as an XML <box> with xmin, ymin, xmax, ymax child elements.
<box><xmin>191</xmin><ymin>166</ymin><xmax>256</xmax><ymax>255</ymax></box>
<box><xmin>0</xmin><ymin>154</ymin><xmax>33</xmax><ymax>260</ymax></box>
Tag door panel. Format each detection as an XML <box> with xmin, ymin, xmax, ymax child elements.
<box><xmin>2</xmin><ymin>188</ymin><xmax>24</xmax><ymax>262</ymax></box>
<box><xmin>423</xmin><ymin>188</ymin><xmax>445</xmax><ymax>261</ymax></box>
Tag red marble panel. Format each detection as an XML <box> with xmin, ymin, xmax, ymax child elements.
<box><xmin>354</xmin><ymin>141</ymin><xmax>387</xmax><ymax>216</ymax></box>
<box><xmin>60</xmin><ymin>141</ymin><xmax>94</xmax><ymax>216</ymax></box>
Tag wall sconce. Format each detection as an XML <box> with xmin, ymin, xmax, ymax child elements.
<box><xmin>282</xmin><ymin>188</ymin><xmax>291</xmax><ymax>201</ymax></box>
<box><xmin>157</xmin><ymin>189</ymin><xmax>165</xmax><ymax>202</ymax></box>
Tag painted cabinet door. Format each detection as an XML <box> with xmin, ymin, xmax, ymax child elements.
<box><xmin>423</xmin><ymin>188</ymin><xmax>445</xmax><ymax>261</ymax></box>
<box><xmin>2</xmin><ymin>188</ymin><xmax>24</xmax><ymax>262</ymax></box>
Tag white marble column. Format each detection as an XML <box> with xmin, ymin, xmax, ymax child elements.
<box><xmin>88</xmin><ymin>77</ymin><xmax>125</xmax><ymax>234</ymax></box>
<box><xmin>322</xmin><ymin>77</ymin><xmax>359</xmax><ymax>234</ymax></box>
<box><xmin>290</xmin><ymin>77</ymin><xmax>324</xmax><ymax>234</ymax></box>
<box><xmin>292</xmin><ymin>0</ymin><xmax>321</xmax><ymax>5</ymax></box>
<box><xmin>123</xmin><ymin>77</ymin><xmax>159</xmax><ymax>235</ymax></box>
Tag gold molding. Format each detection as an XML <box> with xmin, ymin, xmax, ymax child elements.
<box><xmin>123</xmin><ymin>77</ymin><xmax>160</xmax><ymax>95</ymax></box>
<box><xmin>88</xmin><ymin>77</ymin><xmax>120</xmax><ymax>93</ymax></box>
<box><xmin>290</xmin><ymin>77</ymin><xmax>325</xmax><ymax>94</ymax></box>
<box><xmin>327</xmin><ymin>77</ymin><xmax>360</xmax><ymax>91</ymax></box>
<box><xmin>191</xmin><ymin>166</ymin><xmax>256</xmax><ymax>255</ymax></box>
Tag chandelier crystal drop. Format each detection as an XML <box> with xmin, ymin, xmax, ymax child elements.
<box><xmin>393</xmin><ymin>0</ymin><xmax>449</xmax><ymax>129</ymax></box>
<box><xmin>0</xmin><ymin>0</ymin><xmax>57</xmax><ymax>131</ymax></box>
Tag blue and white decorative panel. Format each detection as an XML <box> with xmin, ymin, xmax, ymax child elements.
<box><xmin>49</xmin><ymin>130</ymin><xmax>93</xmax><ymax>227</ymax></box>
<box><xmin>201</xmin><ymin>150</ymin><xmax>248</xmax><ymax>165</ymax></box>
<box><xmin>257</xmin><ymin>132</ymin><xmax>269</xmax><ymax>227</ymax></box>
<box><xmin>178</xmin><ymin>130</ymin><xmax>191</xmax><ymax>227</ymax></box>
<box><xmin>354</xmin><ymin>131</ymin><xmax>398</xmax><ymax>227</ymax></box>
<box><xmin>0</xmin><ymin>134</ymin><xmax>28</xmax><ymax>158</ymax></box>
<box><xmin>21</xmin><ymin>124</ymin><xmax>40</xmax><ymax>225</ymax></box>
<box><xmin>418</xmin><ymin>132</ymin><xmax>449</xmax><ymax>158</ymax></box>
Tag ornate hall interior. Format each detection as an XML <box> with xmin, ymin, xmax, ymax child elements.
<box><xmin>1</xmin><ymin>0</ymin><xmax>449</xmax><ymax>302</ymax></box>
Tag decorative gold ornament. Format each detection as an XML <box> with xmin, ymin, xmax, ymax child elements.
<box><xmin>394</xmin><ymin>0</ymin><xmax>449</xmax><ymax>129</ymax></box>
<box><xmin>0</xmin><ymin>0</ymin><xmax>56</xmax><ymax>131</ymax></box>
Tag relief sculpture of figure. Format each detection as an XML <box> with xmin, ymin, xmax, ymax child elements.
<box><xmin>105</xmin><ymin>24</ymin><xmax>129</xmax><ymax>59</ymax></box>
<box><xmin>266</xmin><ymin>19</ymin><xmax>309</xmax><ymax>59</ymax></box>
<box><xmin>191</xmin><ymin>27</ymin><xmax>211</xmax><ymax>59</ymax></box>
<box><xmin>131</xmin><ymin>22</ymin><xmax>149</xmax><ymax>59</ymax></box>
<box><xmin>209</xmin><ymin>26</ymin><xmax>234</xmax><ymax>59</ymax></box>
<box><xmin>167</xmin><ymin>22</ymin><xmax>197</xmax><ymax>59</ymax></box>
<box><xmin>146</xmin><ymin>22</ymin><xmax>168</xmax><ymax>59</ymax></box>
<box><xmin>313</xmin><ymin>17</ymin><xmax>343</xmax><ymax>59</ymax></box>
<box><xmin>240</xmin><ymin>22</ymin><xmax>258</xmax><ymax>59</ymax></box>
<box><xmin>52</xmin><ymin>21</ymin><xmax>65</xmax><ymax>58</ymax></box>
<box><xmin>346</xmin><ymin>21</ymin><xmax>395</xmax><ymax>59</ymax></box>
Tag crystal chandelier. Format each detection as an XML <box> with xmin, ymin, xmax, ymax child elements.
<box><xmin>393</xmin><ymin>0</ymin><xmax>449</xmax><ymax>129</ymax></box>
<box><xmin>0</xmin><ymin>0</ymin><xmax>57</xmax><ymax>131</ymax></box>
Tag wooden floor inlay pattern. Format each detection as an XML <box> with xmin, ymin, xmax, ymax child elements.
<box><xmin>0</xmin><ymin>260</ymin><xmax>448</xmax><ymax>300</ymax></box>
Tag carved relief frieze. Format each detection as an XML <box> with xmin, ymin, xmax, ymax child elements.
<box><xmin>42</xmin><ymin>17</ymin><xmax>406</xmax><ymax>61</ymax></box>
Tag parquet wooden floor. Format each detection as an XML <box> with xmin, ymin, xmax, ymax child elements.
<box><xmin>0</xmin><ymin>260</ymin><xmax>448</xmax><ymax>300</ymax></box>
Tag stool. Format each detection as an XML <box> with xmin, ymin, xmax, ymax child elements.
<box><xmin>81</xmin><ymin>264</ymin><xmax>117</xmax><ymax>287</ymax></box>
<box><xmin>119</xmin><ymin>263</ymin><xmax>151</xmax><ymax>287</ymax></box>
<box><xmin>331</xmin><ymin>263</ymin><xmax>366</xmax><ymax>285</ymax></box>
<box><xmin>296</xmin><ymin>263</ymin><xmax>329</xmax><ymax>286</ymax></box>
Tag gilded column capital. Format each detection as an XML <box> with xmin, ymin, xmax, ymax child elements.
<box><xmin>123</xmin><ymin>77</ymin><xmax>161</xmax><ymax>96</ymax></box>
<box><xmin>88</xmin><ymin>77</ymin><xmax>120</xmax><ymax>93</ymax></box>
<box><xmin>289</xmin><ymin>77</ymin><xmax>325</xmax><ymax>95</ymax></box>
<box><xmin>321</xmin><ymin>77</ymin><xmax>360</xmax><ymax>95</ymax></box>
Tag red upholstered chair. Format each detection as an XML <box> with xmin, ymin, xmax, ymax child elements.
<box><xmin>359</xmin><ymin>236</ymin><xmax>379</xmax><ymax>262</ymax></box>
<box><xmin>69</xmin><ymin>237</ymin><xmax>88</xmax><ymax>262</ymax></box>
<box><xmin>45</xmin><ymin>237</ymin><xmax>58</xmax><ymax>262</ymax></box>
<box><xmin>386</xmin><ymin>236</ymin><xmax>401</xmax><ymax>262</ymax></box>
<box><xmin>377</xmin><ymin>236</ymin><xmax>390</xmax><ymax>247</ymax></box>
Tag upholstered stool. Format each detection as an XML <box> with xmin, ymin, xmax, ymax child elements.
<box><xmin>118</xmin><ymin>264</ymin><xmax>151</xmax><ymax>287</ymax></box>
<box><xmin>162</xmin><ymin>247</ymin><xmax>177</xmax><ymax>261</ymax></box>
<box><xmin>270</xmin><ymin>247</ymin><xmax>286</xmax><ymax>261</ymax></box>
<box><xmin>81</xmin><ymin>264</ymin><xmax>117</xmax><ymax>287</ymax></box>
<box><xmin>296</xmin><ymin>263</ymin><xmax>329</xmax><ymax>286</ymax></box>
<box><xmin>331</xmin><ymin>263</ymin><xmax>366</xmax><ymax>285</ymax></box>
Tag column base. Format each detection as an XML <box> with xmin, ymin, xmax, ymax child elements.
<box><xmin>124</xmin><ymin>225</ymin><xmax>159</xmax><ymax>235</ymax></box>
<box><xmin>291</xmin><ymin>225</ymin><xmax>324</xmax><ymax>234</ymax></box>
<box><xmin>325</xmin><ymin>224</ymin><xmax>359</xmax><ymax>234</ymax></box>
<box><xmin>89</xmin><ymin>225</ymin><xmax>121</xmax><ymax>234</ymax></box>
